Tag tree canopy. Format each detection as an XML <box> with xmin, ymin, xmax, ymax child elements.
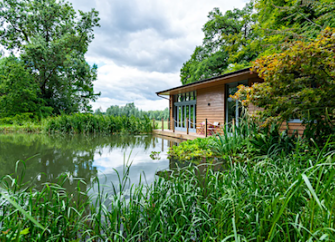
<box><xmin>232</xmin><ymin>28</ymin><xmax>335</xmax><ymax>140</ymax></box>
<box><xmin>0</xmin><ymin>0</ymin><xmax>100</xmax><ymax>116</ymax></box>
<box><xmin>103</xmin><ymin>103</ymin><xmax>169</xmax><ymax>120</ymax></box>
<box><xmin>0</xmin><ymin>56</ymin><xmax>52</xmax><ymax>117</ymax></box>
<box><xmin>181</xmin><ymin>0</ymin><xmax>335</xmax><ymax>85</ymax></box>
<box><xmin>180</xmin><ymin>2</ymin><xmax>260</xmax><ymax>85</ymax></box>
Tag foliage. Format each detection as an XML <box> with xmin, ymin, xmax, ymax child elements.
<box><xmin>249</xmin><ymin>123</ymin><xmax>298</xmax><ymax>155</ymax></box>
<box><xmin>149</xmin><ymin>151</ymin><xmax>161</xmax><ymax>160</ymax></box>
<box><xmin>0</xmin><ymin>0</ymin><xmax>100</xmax><ymax>114</ymax></box>
<box><xmin>255</xmin><ymin>0</ymin><xmax>335</xmax><ymax>55</ymax></box>
<box><xmin>180</xmin><ymin>2</ymin><xmax>260</xmax><ymax>84</ymax></box>
<box><xmin>0</xmin><ymin>56</ymin><xmax>52</xmax><ymax>118</ymax></box>
<box><xmin>44</xmin><ymin>113</ymin><xmax>153</xmax><ymax>134</ymax></box>
<box><xmin>168</xmin><ymin>137</ymin><xmax>215</xmax><ymax>160</ymax></box>
<box><xmin>232</xmin><ymin>28</ymin><xmax>335</xmax><ymax>142</ymax></box>
<box><xmin>1</xmin><ymin>172</ymin><xmax>92</xmax><ymax>241</ymax></box>
<box><xmin>104</xmin><ymin>102</ymin><xmax>170</xmax><ymax>120</ymax></box>
<box><xmin>1</xmin><ymin>142</ymin><xmax>335</xmax><ymax>241</ymax></box>
<box><xmin>180</xmin><ymin>0</ymin><xmax>335</xmax><ymax>85</ymax></box>
<box><xmin>168</xmin><ymin>117</ymin><xmax>299</xmax><ymax>162</ymax></box>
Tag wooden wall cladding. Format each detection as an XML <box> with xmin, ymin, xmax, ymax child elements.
<box><xmin>248</xmin><ymin>103</ymin><xmax>264</xmax><ymax>116</ymax></box>
<box><xmin>280</xmin><ymin>121</ymin><xmax>305</xmax><ymax>136</ymax></box>
<box><xmin>196</xmin><ymin>84</ymin><xmax>225</xmax><ymax>133</ymax></box>
<box><xmin>169</xmin><ymin>95</ymin><xmax>174</xmax><ymax>130</ymax></box>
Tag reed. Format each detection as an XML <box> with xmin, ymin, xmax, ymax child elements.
<box><xmin>1</xmin><ymin>140</ymin><xmax>335</xmax><ymax>241</ymax></box>
<box><xmin>44</xmin><ymin>113</ymin><xmax>153</xmax><ymax>135</ymax></box>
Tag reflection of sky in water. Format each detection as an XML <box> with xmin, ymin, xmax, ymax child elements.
<box><xmin>92</xmin><ymin>137</ymin><xmax>172</xmax><ymax>195</ymax></box>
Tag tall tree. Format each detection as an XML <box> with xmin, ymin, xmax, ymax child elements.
<box><xmin>0</xmin><ymin>0</ymin><xmax>100</xmax><ymax>114</ymax></box>
<box><xmin>180</xmin><ymin>2</ymin><xmax>260</xmax><ymax>85</ymax></box>
<box><xmin>0</xmin><ymin>56</ymin><xmax>51</xmax><ymax>118</ymax></box>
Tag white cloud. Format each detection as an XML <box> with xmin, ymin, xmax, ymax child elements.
<box><xmin>69</xmin><ymin>0</ymin><xmax>248</xmax><ymax>111</ymax></box>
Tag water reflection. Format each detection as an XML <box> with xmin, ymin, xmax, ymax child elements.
<box><xmin>0</xmin><ymin>134</ymin><xmax>181</xmax><ymax>195</ymax></box>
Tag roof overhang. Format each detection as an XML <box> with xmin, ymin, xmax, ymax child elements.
<box><xmin>156</xmin><ymin>68</ymin><xmax>258</xmax><ymax>96</ymax></box>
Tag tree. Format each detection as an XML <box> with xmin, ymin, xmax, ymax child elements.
<box><xmin>232</xmin><ymin>28</ymin><xmax>335</xmax><ymax>141</ymax></box>
<box><xmin>180</xmin><ymin>2</ymin><xmax>261</xmax><ymax>85</ymax></box>
<box><xmin>0</xmin><ymin>56</ymin><xmax>52</xmax><ymax>118</ymax></box>
<box><xmin>0</xmin><ymin>0</ymin><xmax>100</xmax><ymax>114</ymax></box>
<box><xmin>255</xmin><ymin>0</ymin><xmax>335</xmax><ymax>55</ymax></box>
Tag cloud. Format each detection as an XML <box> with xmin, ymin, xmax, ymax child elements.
<box><xmin>68</xmin><ymin>0</ymin><xmax>248</xmax><ymax>110</ymax></box>
<box><xmin>90</xmin><ymin>61</ymin><xmax>172</xmax><ymax>111</ymax></box>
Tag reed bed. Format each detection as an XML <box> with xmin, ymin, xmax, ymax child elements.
<box><xmin>44</xmin><ymin>113</ymin><xmax>153</xmax><ymax>134</ymax></box>
<box><xmin>1</xmin><ymin>141</ymin><xmax>335</xmax><ymax>241</ymax></box>
<box><xmin>0</xmin><ymin>123</ymin><xmax>42</xmax><ymax>133</ymax></box>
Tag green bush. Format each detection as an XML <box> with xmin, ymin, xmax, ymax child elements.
<box><xmin>0</xmin><ymin>113</ymin><xmax>36</xmax><ymax>126</ymax></box>
<box><xmin>168</xmin><ymin>137</ymin><xmax>215</xmax><ymax>160</ymax></box>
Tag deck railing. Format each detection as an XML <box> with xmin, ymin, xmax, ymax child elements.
<box><xmin>155</xmin><ymin>117</ymin><xmax>237</xmax><ymax>137</ymax></box>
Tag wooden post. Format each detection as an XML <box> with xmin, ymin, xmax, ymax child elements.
<box><xmin>186</xmin><ymin>118</ymin><xmax>189</xmax><ymax>135</ymax></box>
<box><xmin>168</xmin><ymin>118</ymin><xmax>170</xmax><ymax>130</ymax></box>
<box><xmin>232</xmin><ymin>118</ymin><xmax>235</xmax><ymax>133</ymax></box>
<box><xmin>153</xmin><ymin>118</ymin><xmax>155</xmax><ymax>129</ymax></box>
<box><xmin>205</xmin><ymin>118</ymin><xmax>208</xmax><ymax>137</ymax></box>
<box><xmin>161</xmin><ymin>118</ymin><xmax>164</xmax><ymax>131</ymax></box>
<box><xmin>173</xmin><ymin>118</ymin><xmax>175</xmax><ymax>133</ymax></box>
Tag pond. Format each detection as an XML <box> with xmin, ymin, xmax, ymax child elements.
<box><xmin>0</xmin><ymin>134</ymin><xmax>181</xmax><ymax>195</ymax></box>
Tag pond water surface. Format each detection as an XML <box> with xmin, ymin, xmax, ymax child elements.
<box><xmin>0</xmin><ymin>134</ymin><xmax>181</xmax><ymax>195</ymax></box>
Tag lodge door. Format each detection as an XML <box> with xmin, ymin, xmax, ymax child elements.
<box><xmin>175</xmin><ymin>103</ymin><xmax>196</xmax><ymax>133</ymax></box>
<box><xmin>173</xmin><ymin>92</ymin><xmax>196</xmax><ymax>133</ymax></box>
<box><xmin>225</xmin><ymin>80</ymin><xmax>248</xmax><ymax>128</ymax></box>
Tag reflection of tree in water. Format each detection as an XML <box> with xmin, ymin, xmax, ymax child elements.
<box><xmin>0</xmin><ymin>134</ymin><xmax>154</xmax><ymax>194</ymax></box>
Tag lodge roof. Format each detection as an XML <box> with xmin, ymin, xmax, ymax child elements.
<box><xmin>156</xmin><ymin>67</ymin><xmax>252</xmax><ymax>96</ymax></box>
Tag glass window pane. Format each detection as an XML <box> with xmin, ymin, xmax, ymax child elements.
<box><xmin>194</xmin><ymin>91</ymin><xmax>196</xmax><ymax>100</ymax></box>
<box><xmin>178</xmin><ymin>106</ymin><xmax>181</xmax><ymax>127</ymax></box>
<box><xmin>190</xmin><ymin>105</ymin><xmax>194</xmax><ymax>129</ymax></box>
<box><xmin>186</xmin><ymin>105</ymin><xmax>190</xmax><ymax>128</ymax></box>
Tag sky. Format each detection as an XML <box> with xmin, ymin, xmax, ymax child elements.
<box><xmin>69</xmin><ymin>0</ymin><xmax>248</xmax><ymax>112</ymax></box>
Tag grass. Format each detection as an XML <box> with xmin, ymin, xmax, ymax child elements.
<box><xmin>153</xmin><ymin>120</ymin><xmax>169</xmax><ymax>130</ymax></box>
<box><xmin>1</xmin><ymin>139</ymin><xmax>335</xmax><ymax>241</ymax></box>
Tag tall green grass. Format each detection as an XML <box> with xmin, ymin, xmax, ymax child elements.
<box><xmin>1</xmin><ymin>141</ymin><xmax>335</xmax><ymax>241</ymax></box>
<box><xmin>45</xmin><ymin>113</ymin><xmax>153</xmax><ymax>134</ymax></box>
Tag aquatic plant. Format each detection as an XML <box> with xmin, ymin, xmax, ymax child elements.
<box><xmin>1</xmin><ymin>141</ymin><xmax>335</xmax><ymax>241</ymax></box>
<box><xmin>44</xmin><ymin>113</ymin><xmax>153</xmax><ymax>135</ymax></box>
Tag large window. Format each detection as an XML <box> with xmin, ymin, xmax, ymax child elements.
<box><xmin>174</xmin><ymin>91</ymin><xmax>196</xmax><ymax>133</ymax></box>
<box><xmin>174</xmin><ymin>91</ymin><xmax>197</xmax><ymax>103</ymax></box>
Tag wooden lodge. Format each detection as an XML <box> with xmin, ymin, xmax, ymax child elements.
<box><xmin>155</xmin><ymin>68</ymin><xmax>304</xmax><ymax>140</ymax></box>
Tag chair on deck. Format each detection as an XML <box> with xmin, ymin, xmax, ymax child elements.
<box><xmin>196</xmin><ymin>122</ymin><xmax>205</xmax><ymax>135</ymax></box>
<box><xmin>207</xmin><ymin>122</ymin><xmax>220</xmax><ymax>135</ymax></box>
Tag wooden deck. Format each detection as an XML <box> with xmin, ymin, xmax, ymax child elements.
<box><xmin>153</xmin><ymin>129</ymin><xmax>205</xmax><ymax>140</ymax></box>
